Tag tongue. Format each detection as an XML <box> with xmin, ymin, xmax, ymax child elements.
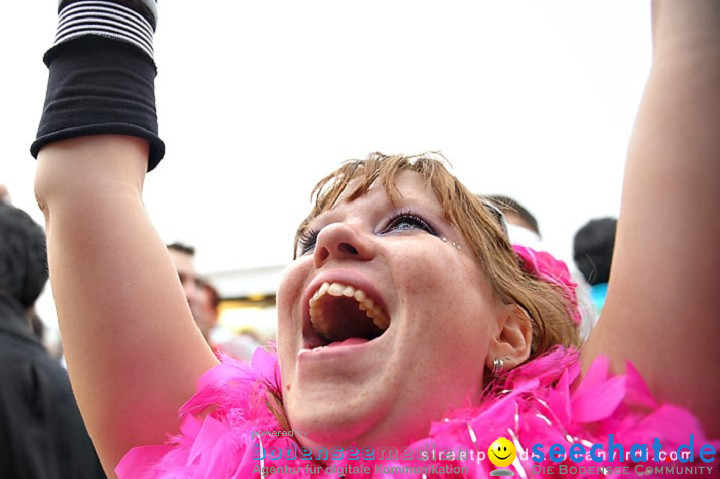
<box><xmin>326</xmin><ymin>337</ymin><xmax>369</xmax><ymax>348</ymax></box>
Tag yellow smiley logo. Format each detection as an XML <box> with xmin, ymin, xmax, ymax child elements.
<box><xmin>488</xmin><ymin>437</ymin><xmax>516</xmax><ymax>467</ymax></box>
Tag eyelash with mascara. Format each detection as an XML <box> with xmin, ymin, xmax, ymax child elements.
<box><xmin>296</xmin><ymin>209</ymin><xmax>437</xmax><ymax>256</ymax></box>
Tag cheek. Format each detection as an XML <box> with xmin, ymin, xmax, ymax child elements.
<box><xmin>393</xmin><ymin>244</ymin><xmax>490</xmax><ymax>310</ymax></box>
<box><xmin>391</xmin><ymin>245</ymin><xmax>496</xmax><ymax>359</ymax></box>
<box><xmin>276</xmin><ymin>260</ymin><xmax>310</xmax><ymax>346</ymax></box>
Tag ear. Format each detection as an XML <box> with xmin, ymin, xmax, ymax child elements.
<box><xmin>485</xmin><ymin>305</ymin><xmax>533</xmax><ymax>370</ymax></box>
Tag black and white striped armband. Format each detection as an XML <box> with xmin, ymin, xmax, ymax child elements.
<box><xmin>31</xmin><ymin>0</ymin><xmax>165</xmax><ymax>171</ymax></box>
<box><xmin>54</xmin><ymin>0</ymin><xmax>157</xmax><ymax>58</ymax></box>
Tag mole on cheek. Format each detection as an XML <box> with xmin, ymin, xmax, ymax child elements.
<box><xmin>286</xmin><ymin>383</ymin><xmax>292</xmax><ymax>391</ymax></box>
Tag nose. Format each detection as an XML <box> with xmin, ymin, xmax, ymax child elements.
<box><xmin>313</xmin><ymin>222</ymin><xmax>375</xmax><ymax>268</ymax></box>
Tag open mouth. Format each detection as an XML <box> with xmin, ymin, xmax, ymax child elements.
<box><xmin>305</xmin><ymin>282</ymin><xmax>390</xmax><ymax>350</ymax></box>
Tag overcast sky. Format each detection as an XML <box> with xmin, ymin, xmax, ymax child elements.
<box><xmin>2</xmin><ymin>1</ymin><xmax>652</xmax><ymax>326</ymax></box>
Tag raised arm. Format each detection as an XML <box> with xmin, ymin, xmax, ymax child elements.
<box><xmin>32</xmin><ymin>2</ymin><xmax>218</xmax><ymax>475</ymax></box>
<box><xmin>582</xmin><ymin>0</ymin><xmax>720</xmax><ymax>436</ymax></box>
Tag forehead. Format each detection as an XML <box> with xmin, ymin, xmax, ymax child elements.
<box><xmin>318</xmin><ymin>170</ymin><xmax>441</xmax><ymax>220</ymax></box>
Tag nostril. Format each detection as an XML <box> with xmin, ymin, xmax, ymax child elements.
<box><xmin>338</xmin><ymin>243</ymin><xmax>358</xmax><ymax>255</ymax></box>
<box><xmin>317</xmin><ymin>248</ymin><xmax>330</xmax><ymax>262</ymax></box>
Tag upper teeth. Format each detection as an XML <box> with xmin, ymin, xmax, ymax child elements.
<box><xmin>309</xmin><ymin>282</ymin><xmax>390</xmax><ymax>335</ymax></box>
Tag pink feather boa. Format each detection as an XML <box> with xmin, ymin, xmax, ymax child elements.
<box><xmin>116</xmin><ymin>348</ymin><xmax>719</xmax><ymax>478</ymax></box>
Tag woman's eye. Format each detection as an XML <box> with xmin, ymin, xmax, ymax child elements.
<box><xmin>385</xmin><ymin>213</ymin><xmax>436</xmax><ymax>235</ymax></box>
<box><xmin>297</xmin><ymin>212</ymin><xmax>435</xmax><ymax>255</ymax></box>
<box><xmin>297</xmin><ymin>228</ymin><xmax>319</xmax><ymax>255</ymax></box>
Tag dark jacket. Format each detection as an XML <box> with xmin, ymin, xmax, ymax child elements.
<box><xmin>0</xmin><ymin>294</ymin><xmax>106</xmax><ymax>479</ymax></box>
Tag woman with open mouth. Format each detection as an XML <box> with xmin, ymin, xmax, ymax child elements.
<box><xmin>30</xmin><ymin>0</ymin><xmax>719</xmax><ymax>477</ymax></box>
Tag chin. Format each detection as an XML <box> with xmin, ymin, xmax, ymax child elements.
<box><xmin>284</xmin><ymin>387</ymin><xmax>387</xmax><ymax>450</ymax></box>
<box><xmin>284</xmin><ymin>382</ymin><xmax>439</xmax><ymax>454</ymax></box>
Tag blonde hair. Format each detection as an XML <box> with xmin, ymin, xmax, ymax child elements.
<box><xmin>294</xmin><ymin>152</ymin><xmax>580</xmax><ymax>360</ymax></box>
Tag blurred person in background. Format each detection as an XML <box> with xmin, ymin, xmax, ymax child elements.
<box><xmin>167</xmin><ymin>242</ymin><xmax>216</xmax><ymax>344</ymax></box>
<box><xmin>573</xmin><ymin>217</ymin><xmax>617</xmax><ymax>315</ymax></box>
<box><xmin>0</xmin><ymin>184</ymin><xmax>10</xmax><ymax>204</ymax></box>
<box><xmin>0</xmin><ymin>201</ymin><xmax>105</xmax><ymax>479</ymax></box>
<box><xmin>27</xmin><ymin>305</ymin><xmax>45</xmax><ymax>342</ymax></box>
<box><xmin>486</xmin><ymin>194</ymin><xmax>542</xmax><ymax>249</ymax></box>
<box><xmin>168</xmin><ymin>242</ymin><xmax>261</xmax><ymax>360</ymax></box>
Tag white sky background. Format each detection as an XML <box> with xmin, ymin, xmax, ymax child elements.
<box><xmin>2</xmin><ymin>1</ymin><xmax>651</xmax><ymax>328</ymax></box>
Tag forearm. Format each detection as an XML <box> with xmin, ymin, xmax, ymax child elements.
<box><xmin>36</xmin><ymin>137</ymin><xmax>218</xmax><ymax>472</ymax></box>
<box><xmin>35</xmin><ymin>136</ymin><xmax>147</xmax><ymax>211</ymax></box>
<box><xmin>583</xmin><ymin>0</ymin><xmax>720</xmax><ymax>435</ymax></box>
<box><xmin>652</xmin><ymin>0</ymin><xmax>720</xmax><ymax>56</ymax></box>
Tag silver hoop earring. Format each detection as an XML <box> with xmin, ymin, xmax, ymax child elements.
<box><xmin>492</xmin><ymin>358</ymin><xmax>504</xmax><ymax>374</ymax></box>
<box><xmin>492</xmin><ymin>356</ymin><xmax>511</xmax><ymax>375</ymax></box>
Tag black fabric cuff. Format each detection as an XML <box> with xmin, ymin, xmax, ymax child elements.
<box><xmin>32</xmin><ymin>36</ymin><xmax>165</xmax><ymax>171</ymax></box>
